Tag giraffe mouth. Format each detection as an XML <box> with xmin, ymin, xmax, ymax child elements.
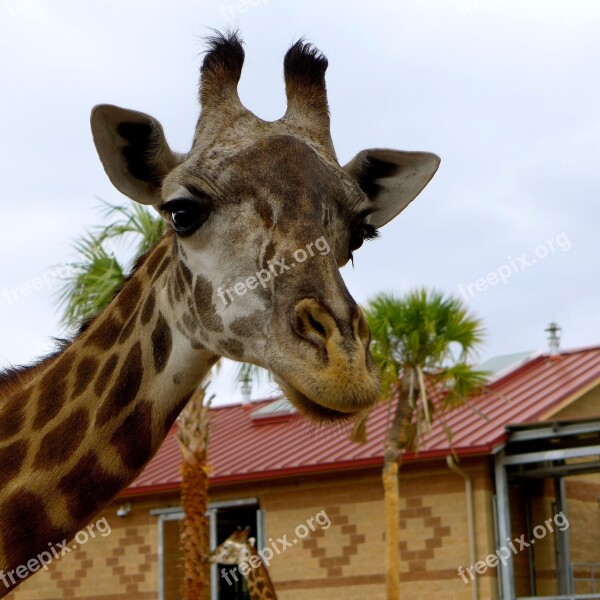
<box><xmin>274</xmin><ymin>377</ymin><xmax>361</xmax><ymax>424</ymax></box>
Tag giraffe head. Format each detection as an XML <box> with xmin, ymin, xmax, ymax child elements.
<box><xmin>90</xmin><ymin>33</ymin><xmax>439</xmax><ymax>422</ymax></box>
<box><xmin>208</xmin><ymin>527</ymin><xmax>253</xmax><ymax>566</ymax></box>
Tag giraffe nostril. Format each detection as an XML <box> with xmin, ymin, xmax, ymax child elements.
<box><xmin>293</xmin><ymin>299</ymin><xmax>334</xmax><ymax>345</ymax></box>
<box><xmin>354</xmin><ymin>307</ymin><xmax>371</xmax><ymax>347</ymax></box>
<box><xmin>307</xmin><ymin>313</ymin><xmax>327</xmax><ymax>338</ymax></box>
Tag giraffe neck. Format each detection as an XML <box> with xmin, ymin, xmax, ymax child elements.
<box><xmin>244</xmin><ymin>548</ymin><xmax>277</xmax><ymax>600</ymax></box>
<box><xmin>0</xmin><ymin>235</ymin><xmax>218</xmax><ymax>593</ymax></box>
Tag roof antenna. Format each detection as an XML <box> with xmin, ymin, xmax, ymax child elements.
<box><xmin>545</xmin><ymin>322</ymin><xmax>561</xmax><ymax>356</ymax></box>
<box><xmin>239</xmin><ymin>365</ymin><xmax>252</xmax><ymax>405</ymax></box>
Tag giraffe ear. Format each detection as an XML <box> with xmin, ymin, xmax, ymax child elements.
<box><xmin>344</xmin><ymin>149</ymin><xmax>440</xmax><ymax>228</ymax></box>
<box><xmin>91</xmin><ymin>104</ymin><xmax>182</xmax><ymax>205</ymax></box>
<box><xmin>248</xmin><ymin>537</ymin><xmax>256</xmax><ymax>548</ymax></box>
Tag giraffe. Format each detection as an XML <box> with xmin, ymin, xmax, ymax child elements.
<box><xmin>209</xmin><ymin>527</ymin><xmax>277</xmax><ymax>600</ymax></box>
<box><xmin>0</xmin><ymin>32</ymin><xmax>440</xmax><ymax>594</ymax></box>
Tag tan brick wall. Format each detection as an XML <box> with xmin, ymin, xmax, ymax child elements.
<box><xmin>567</xmin><ymin>475</ymin><xmax>600</xmax><ymax>595</ymax></box>
<box><xmin>551</xmin><ymin>384</ymin><xmax>600</xmax><ymax>420</ymax></box>
<box><xmin>5</xmin><ymin>498</ymin><xmax>159</xmax><ymax>600</ymax></box>
<box><xmin>4</xmin><ymin>459</ymin><xmax>499</xmax><ymax>600</ymax></box>
<box><xmin>215</xmin><ymin>460</ymin><xmax>498</xmax><ymax>600</ymax></box>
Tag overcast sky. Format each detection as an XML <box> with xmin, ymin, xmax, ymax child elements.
<box><xmin>0</xmin><ymin>0</ymin><xmax>598</xmax><ymax>404</ymax></box>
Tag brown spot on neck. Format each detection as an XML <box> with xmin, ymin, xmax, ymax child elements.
<box><xmin>94</xmin><ymin>353</ymin><xmax>119</xmax><ymax>398</ymax></box>
<box><xmin>151</xmin><ymin>312</ymin><xmax>172</xmax><ymax>374</ymax></box>
<box><xmin>58</xmin><ymin>452</ymin><xmax>125</xmax><ymax>523</ymax></box>
<box><xmin>175</xmin><ymin>265</ymin><xmax>187</xmax><ymax>294</ymax></box>
<box><xmin>145</xmin><ymin>241</ymin><xmax>169</xmax><ymax>277</ymax></box>
<box><xmin>193</xmin><ymin>275</ymin><xmax>224</xmax><ymax>332</ymax></box>
<box><xmin>117</xmin><ymin>307</ymin><xmax>140</xmax><ymax>344</ymax></box>
<box><xmin>230</xmin><ymin>311</ymin><xmax>262</xmax><ymax>337</ymax></box>
<box><xmin>0</xmin><ymin>490</ymin><xmax>67</xmax><ymax>578</ymax></box>
<box><xmin>72</xmin><ymin>356</ymin><xmax>100</xmax><ymax>399</ymax></box>
<box><xmin>141</xmin><ymin>290</ymin><xmax>156</xmax><ymax>325</ymax></box>
<box><xmin>180</xmin><ymin>261</ymin><xmax>193</xmax><ymax>286</ymax></box>
<box><xmin>33</xmin><ymin>408</ymin><xmax>90</xmax><ymax>471</ymax></box>
<box><xmin>114</xmin><ymin>278</ymin><xmax>142</xmax><ymax>318</ymax></box>
<box><xmin>0</xmin><ymin>439</ymin><xmax>28</xmax><ymax>489</ymax></box>
<box><xmin>182</xmin><ymin>311</ymin><xmax>198</xmax><ymax>335</ymax></box>
<box><xmin>32</xmin><ymin>353</ymin><xmax>75</xmax><ymax>431</ymax></box>
<box><xmin>111</xmin><ymin>400</ymin><xmax>153</xmax><ymax>471</ymax></box>
<box><xmin>152</xmin><ymin>253</ymin><xmax>172</xmax><ymax>282</ymax></box>
<box><xmin>0</xmin><ymin>390</ymin><xmax>27</xmax><ymax>441</ymax></box>
<box><xmin>219</xmin><ymin>337</ymin><xmax>244</xmax><ymax>359</ymax></box>
<box><xmin>95</xmin><ymin>343</ymin><xmax>144</xmax><ymax>427</ymax></box>
<box><xmin>86</xmin><ymin>315</ymin><xmax>122</xmax><ymax>351</ymax></box>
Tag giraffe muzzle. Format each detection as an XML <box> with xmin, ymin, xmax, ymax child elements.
<box><xmin>267</xmin><ymin>298</ymin><xmax>380</xmax><ymax>421</ymax></box>
<box><xmin>292</xmin><ymin>298</ymin><xmax>371</xmax><ymax>351</ymax></box>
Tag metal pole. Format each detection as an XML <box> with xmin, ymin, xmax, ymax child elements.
<box><xmin>554</xmin><ymin>476</ymin><xmax>572</xmax><ymax>595</ymax></box>
<box><xmin>209</xmin><ymin>508</ymin><xmax>218</xmax><ymax>600</ymax></box>
<box><xmin>447</xmin><ymin>455</ymin><xmax>479</xmax><ymax>600</ymax></box>
<box><xmin>495</xmin><ymin>450</ymin><xmax>515</xmax><ymax>600</ymax></box>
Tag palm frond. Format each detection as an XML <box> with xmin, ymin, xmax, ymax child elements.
<box><xmin>57</xmin><ymin>201</ymin><xmax>165</xmax><ymax>328</ymax></box>
<box><xmin>361</xmin><ymin>287</ymin><xmax>488</xmax><ymax>450</ymax></box>
<box><xmin>434</xmin><ymin>363</ymin><xmax>490</xmax><ymax>409</ymax></box>
<box><xmin>97</xmin><ymin>200</ymin><xmax>165</xmax><ymax>257</ymax></box>
<box><xmin>236</xmin><ymin>363</ymin><xmax>272</xmax><ymax>387</ymax></box>
<box><xmin>57</xmin><ymin>231</ymin><xmax>126</xmax><ymax>327</ymax></box>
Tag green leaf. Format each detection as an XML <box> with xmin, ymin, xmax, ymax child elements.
<box><xmin>57</xmin><ymin>232</ymin><xmax>125</xmax><ymax>326</ymax></box>
<box><xmin>361</xmin><ymin>287</ymin><xmax>488</xmax><ymax>450</ymax></box>
<box><xmin>57</xmin><ymin>201</ymin><xmax>164</xmax><ymax>328</ymax></box>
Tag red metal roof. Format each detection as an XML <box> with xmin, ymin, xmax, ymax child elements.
<box><xmin>123</xmin><ymin>346</ymin><xmax>600</xmax><ymax>496</ymax></box>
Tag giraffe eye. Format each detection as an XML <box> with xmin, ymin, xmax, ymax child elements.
<box><xmin>349</xmin><ymin>231</ymin><xmax>365</xmax><ymax>252</ymax></box>
<box><xmin>161</xmin><ymin>198</ymin><xmax>210</xmax><ymax>237</ymax></box>
<box><xmin>348</xmin><ymin>223</ymin><xmax>379</xmax><ymax>260</ymax></box>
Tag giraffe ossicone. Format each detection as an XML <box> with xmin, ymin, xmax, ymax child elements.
<box><xmin>0</xmin><ymin>31</ymin><xmax>439</xmax><ymax>594</ymax></box>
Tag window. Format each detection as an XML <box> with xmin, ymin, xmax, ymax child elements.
<box><xmin>153</xmin><ymin>498</ymin><xmax>264</xmax><ymax>600</ymax></box>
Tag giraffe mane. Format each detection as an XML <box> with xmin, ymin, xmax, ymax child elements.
<box><xmin>75</xmin><ymin>235</ymin><xmax>171</xmax><ymax>336</ymax></box>
<box><xmin>0</xmin><ymin>232</ymin><xmax>172</xmax><ymax>403</ymax></box>
<box><xmin>0</xmin><ymin>342</ymin><xmax>67</xmax><ymax>401</ymax></box>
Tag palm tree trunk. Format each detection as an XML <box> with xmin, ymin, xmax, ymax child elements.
<box><xmin>382</xmin><ymin>375</ymin><xmax>413</xmax><ymax>600</ymax></box>
<box><xmin>177</xmin><ymin>387</ymin><xmax>212</xmax><ymax>600</ymax></box>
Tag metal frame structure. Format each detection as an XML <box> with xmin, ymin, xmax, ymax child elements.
<box><xmin>494</xmin><ymin>419</ymin><xmax>600</xmax><ymax>600</ymax></box>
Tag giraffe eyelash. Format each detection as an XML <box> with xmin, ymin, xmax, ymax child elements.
<box><xmin>348</xmin><ymin>223</ymin><xmax>379</xmax><ymax>264</ymax></box>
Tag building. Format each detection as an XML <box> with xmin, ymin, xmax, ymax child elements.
<box><xmin>6</xmin><ymin>346</ymin><xmax>600</xmax><ymax>600</ymax></box>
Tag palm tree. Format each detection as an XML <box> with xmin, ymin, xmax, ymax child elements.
<box><xmin>58</xmin><ymin>201</ymin><xmax>211</xmax><ymax>599</ymax></box>
<box><xmin>358</xmin><ymin>289</ymin><xmax>488</xmax><ymax>600</ymax></box>
<box><xmin>58</xmin><ymin>201</ymin><xmax>165</xmax><ymax>324</ymax></box>
<box><xmin>177</xmin><ymin>384</ymin><xmax>213</xmax><ymax>600</ymax></box>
